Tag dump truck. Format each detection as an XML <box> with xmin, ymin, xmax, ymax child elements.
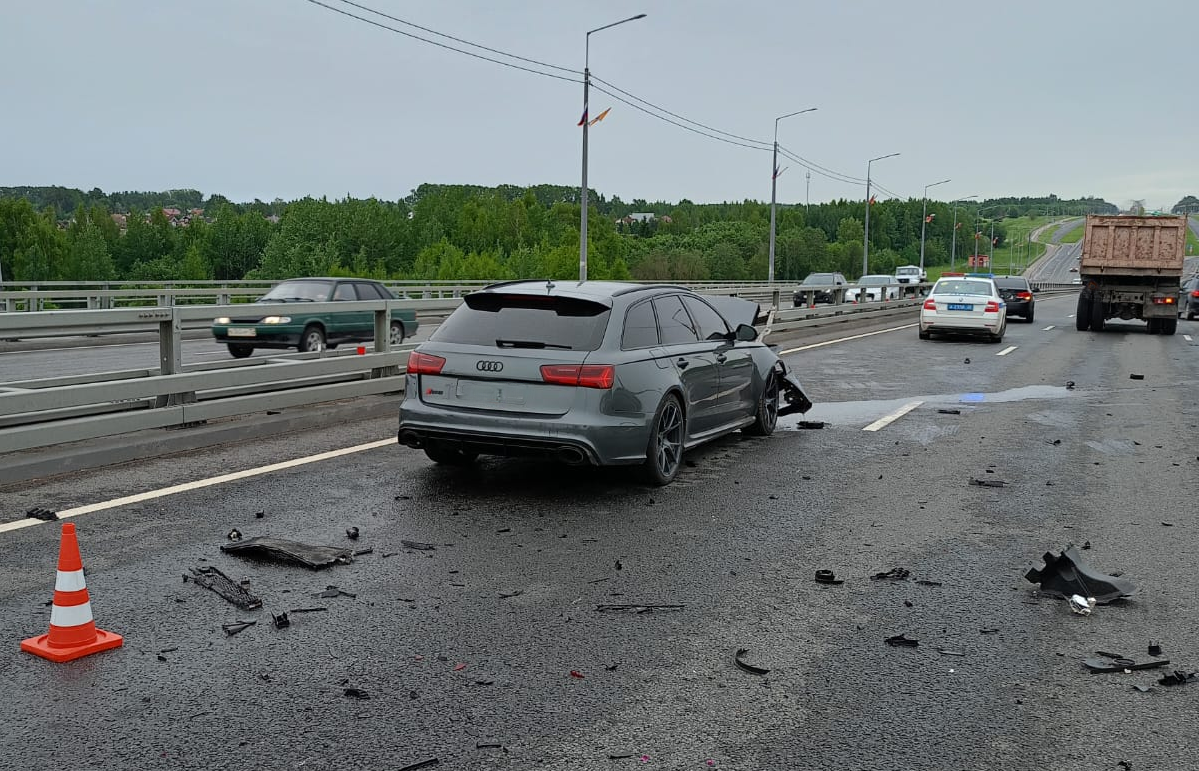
<box><xmin>1075</xmin><ymin>214</ymin><xmax>1186</xmax><ymax>335</ymax></box>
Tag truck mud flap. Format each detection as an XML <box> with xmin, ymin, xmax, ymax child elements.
<box><xmin>776</xmin><ymin>362</ymin><xmax>813</xmax><ymax>417</ymax></box>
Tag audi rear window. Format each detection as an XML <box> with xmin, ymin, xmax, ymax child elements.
<box><xmin>431</xmin><ymin>293</ymin><xmax>612</xmax><ymax>351</ymax></box>
<box><xmin>993</xmin><ymin>278</ymin><xmax>1030</xmax><ymax>289</ymax></box>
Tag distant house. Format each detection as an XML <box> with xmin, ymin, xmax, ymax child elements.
<box><xmin>162</xmin><ymin>207</ymin><xmax>182</xmax><ymax>218</ymax></box>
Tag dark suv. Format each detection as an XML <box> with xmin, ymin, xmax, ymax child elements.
<box><xmin>793</xmin><ymin>272</ymin><xmax>848</xmax><ymax>307</ymax></box>
<box><xmin>993</xmin><ymin>275</ymin><xmax>1036</xmax><ymax>322</ymax></box>
<box><xmin>1180</xmin><ymin>276</ymin><xmax>1199</xmax><ymax>321</ymax></box>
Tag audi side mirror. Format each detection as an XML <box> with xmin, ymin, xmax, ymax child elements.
<box><xmin>735</xmin><ymin>323</ymin><xmax>758</xmax><ymax>342</ymax></box>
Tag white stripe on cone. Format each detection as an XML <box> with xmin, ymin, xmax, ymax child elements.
<box><xmin>55</xmin><ymin>570</ymin><xmax>86</xmax><ymax>592</ymax></box>
<box><xmin>50</xmin><ymin>601</ymin><xmax>94</xmax><ymax>628</ymax></box>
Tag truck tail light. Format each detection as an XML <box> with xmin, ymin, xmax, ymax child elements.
<box><xmin>540</xmin><ymin>364</ymin><xmax>615</xmax><ymax>389</ymax></box>
<box><xmin>922</xmin><ymin>299</ymin><xmax>937</xmax><ymax>310</ymax></box>
<box><xmin>985</xmin><ymin>301</ymin><xmax>1000</xmax><ymax>313</ymax></box>
<box><xmin>407</xmin><ymin>351</ymin><xmax>446</xmax><ymax>375</ymax></box>
<box><xmin>1151</xmin><ymin>296</ymin><xmax>1176</xmax><ymax>305</ymax></box>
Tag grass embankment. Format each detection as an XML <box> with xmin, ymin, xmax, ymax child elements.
<box><xmin>1058</xmin><ymin>221</ymin><xmax>1085</xmax><ymax>243</ymax></box>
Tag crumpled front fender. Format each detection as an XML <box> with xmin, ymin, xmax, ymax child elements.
<box><xmin>774</xmin><ymin>360</ymin><xmax>813</xmax><ymax>416</ymax></box>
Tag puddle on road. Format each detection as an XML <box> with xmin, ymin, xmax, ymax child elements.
<box><xmin>780</xmin><ymin>385</ymin><xmax>1079</xmax><ymax>430</ymax></box>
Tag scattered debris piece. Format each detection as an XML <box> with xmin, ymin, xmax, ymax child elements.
<box><xmin>473</xmin><ymin>679</ymin><xmax>494</xmax><ymax>686</ymax></box>
<box><xmin>1083</xmin><ymin>658</ymin><xmax>1169</xmax><ymax>673</ymax></box>
<box><xmin>498</xmin><ymin>589</ymin><xmax>524</xmax><ymax>599</ymax></box>
<box><xmin>1068</xmin><ymin>594</ymin><xmax>1097</xmax><ymax>615</ymax></box>
<box><xmin>903</xmin><ymin>600</ymin><xmax>914</xmax><ymax>608</ymax></box>
<box><xmin>1025</xmin><ymin>545</ymin><xmax>1137</xmax><ymax>604</ymax></box>
<box><xmin>288</xmin><ymin>607</ymin><xmax>327</xmax><ymax>613</ymax></box>
<box><xmin>1161</xmin><ymin>522</ymin><xmax>1174</xmax><ymax>527</ymax></box>
<box><xmin>733</xmin><ymin>648</ymin><xmax>770</xmax><ymax>676</ymax></box>
<box><xmin>870</xmin><ymin>567</ymin><xmax>911</xmax><ymax>581</ymax></box>
<box><xmin>608</xmin><ymin>755</ymin><xmax>636</xmax><ymax>761</ymax></box>
<box><xmin>353</xmin><ymin>548</ymin><xmax>373</xmax><ymax>557</ymax></box>
<box><xmin>814</xmin><ymin>570</ymin><xmax>843</xmax><ymax>585</ymax></box>
<box><xmin>316</xmin><ymin>585</ymin><xmax>357</xmax><ymax>599</ymax></box>
<box><xmin>592</xmin><ymin>604</ymin><xmax>685</xmax><ymax>613</ymax></box>
<box><xmin>227</xmin><ymin>528</ymin><xmax>242</xmax><ymax>541</ymax></box>
<box><xmin>475</xmin><ymin>743</ymin><xmax>503</xmax><ymax>750</ymax></box>
<box><xmin>401</xmin><ymin>540</ymin><xmax>437</xmax><ymax>551</ymax></box>
<box><xmin>255</xmin><ymin>510</ymin><xmax>265</xmax><ymax>519</ymax></box>
<box><xmin>1066</xmin><ymin>381</ymin><xmax>1075</xmax><ymax>390</ymax></box>
<box><xmin>1158</xmin><ymin>671</ymin><xmax>1196</xmax><ymax>687</ymax></box>
<box><xmin>346</xmin><ymin>527</ymin><xmax>359</xmax><ymax>540</ymax></box>
<box><xmin>1081</xmin><ymin>541</ymin><xmax>1092</xmax><ymax>550</ymax></box>
<box><xmin>937</xmin><ymin>409</ymin><xmax>961</xmax><ymax>415</ymax></box>
<box><xmin>605</xmin><ymin>663</ymin><xmax>619</xmax><ymax>671</ymax></box>
<box><xmin>222</xmin><ymin>621</ymin><xmax>257</xmax><ymax>636</ymax></box>
<box><xmin>343</xmin><ymin>687</ymin><xmax>370</xmax><ymax>699</ymax></box>
<box><xmin>157</xmin><ymin>654</ymin><xmax>167</xmax><ymax>662</ymax></box>
<box><xmin>382</xmin><ymin>552</ymin><xmax>399</xmax><ymax>558</ymax></box>
<box><xmin>1149</xmin><ymin>642</ymin><xmax>1162</xmax><ymax>656</ymax></box>
<box><xmin>222</xmin><ymin>537</ymin><xmax>353</xmax><ymax>569</ymax></box>
<box><xmin>1096</xmin><ymin>650</ymin><xmax>1125</xmax><ymax>660</ymax></box>
<box><xmin>272</xmin><ymin>612</ymin><xmax>290</xmax><ymax>629</ymax></box>
<box><xmin>25</xmin><ymin>507</ymin><xmax>57</xmax><ymax>521</ymax></box>
<box><xmin>397</xmin><ymin>758</ymin><xmax>440</xmax><ymax>771</ymax></box>
<box><xmin>937</xmin><ymin>648</ymin><xmax>966</xmax><ymax>657</ymax></box>
<box><xmin>963</xmin><ymin>358</ymin><xmax>970</xmax><ymax>364</ymax></box>
<box><xmin>453</xmin><ymin>663</ymin><xmax>467</xmax><ymax>672</ymax></box>
<box><xmin>980</xmin><ymin>628</ymin><xmax>999</xmax><ymax>635</ymax></box>
<box><xmin>187</xmin><ymin>566</ymin><xmax>263</xmax><ymax>610</ymax></box>
<box><xmin>1133</xmin><ymin>685</ymin><xmax>1153</xmax><ymax>693</ymax></box>
<box><xmin>885</xmin><ymin>634</ymin><xmax>919</xmax><ymax>648</ymax></box>
<box><xmin>915</xmin><ymin>580</ymin><xmax>942</xmax><ymax>587</ymax></box>
<box><xmin>496</xmin><ymin>528</ymin><xmax>511</xmax><ymax>534</ymax></box>
<box><xmin>569</xmin><ymin>670</ymin><xmax>585</xmax><ymax>679</ymax></box>
<box><xmin>615</xmin><ymin>560</ymin><xmax>623</xmax><ymax>571</ymax></box>
<box><xmin>969</xmin><ymin>477</ymin><xmax>1006</xmax><ymax>488</ymax></box>
<box><xmin>1129</xmin><ymin>373</ymin><xmax>1144</xmax><ymax>380</ymax></box>
<box><xmin>796</xmin><ymin>421</ymin><xmax>825</xmax><ymax>429</ymax></box>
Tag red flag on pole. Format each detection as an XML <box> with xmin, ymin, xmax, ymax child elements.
<box><xmin>925</xmin><ymin>214</ymin><xmax>935</xmax><ymax>223</ymax></box>
<box><xmin>868</xmin><ymin>195</ymin><xmax>877</xmax><ymax>206</ymax></box>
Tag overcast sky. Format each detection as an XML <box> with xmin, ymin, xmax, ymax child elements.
<box><xmin>3</xmin><ymin>1</ymin><xmax>1196</xmax><ymax>209</ymax></box>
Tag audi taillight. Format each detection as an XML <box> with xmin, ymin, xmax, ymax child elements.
<box><xmin>922</xmin><ymin>299</ymin><xmax>937</xmax><ymax>310</ymax></box>
<box><xmin>985</xmin><ymin>301</ymin><xmax>1000</xmax><ymax>313</ymax></box>
<box><xmin>407</xmin><ymin>351</ymin><xmax>446</xmax><ymax>375</ymax></box>
<box><xmin>1191</xmin><ymin>290</ymin><xmax>1199</xmax><ymax>298</ymax></box>
<box><xmin>540</xmin><ymin>364</ymin><xmax>615</xmax><ymax>389</ymax></box>
<box><xmin>1017</xmin><ymin>291</ymin><xmax>1032</xmax><ymax>300</ymax></box>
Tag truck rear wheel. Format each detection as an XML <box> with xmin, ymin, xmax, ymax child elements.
<box><xmin>1090</xmin><ymin>298</ymin><xmax>1105</xmax><ymax>331</ymax></box>
<box><xmin>1075</xmin><ymin>294</ymin><xmax>1091</xmax><ymax>331</ymax></box>
<box><xmin>1162</xmin><ymin>318</ymin><xmax>1177</xmax><ymax>336</ymax></box>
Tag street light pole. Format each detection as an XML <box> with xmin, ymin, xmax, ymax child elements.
<box><xmin>949</xmin><ymin>195</ymin><xmax>977</xmax><ymax>272</ymax></box>
<box><xmin>579</xmin><ymin>13</ymin><xmax>646</xmax><ymax>284</ymax></box>
<box><xmin>768</xmin><ymin>107</ymin><xmax>817</xmax><ymax>284</ymax></box>
<box><xmin>862</xmin><ymin>152</ymin><xmax>899</xmax><ymax>278</ymax></box>
<box><xmin>919</xmin><ymin>178</ymin><xmax>950</xmax><ymax>275</ymax></box>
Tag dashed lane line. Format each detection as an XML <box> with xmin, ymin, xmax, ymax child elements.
<box><xmin>1185</xmin><ymin>334</ymin><xmax>1194</xmax><ymax>342</ymax></box>
<box><xmin>779</xmin><ymin>323</ymin><xmax>917</xmax><ymax>355</ymax></box>
<box><xmin>996</xmin><ymin>346</ymin><xmax>1018</xmax><ymax>356</ymax></box>
<box><xmin>862</xmin><ymin>401</ymin><xmax>924</xmax><ymax>432</ymax></box>
<box><xmin>0</xmin><ymin>438</ymin><xmax>398</xmax><ymax>534</ymax></box>
<box><xmin>1043</xmin><ymin>325</ymin><xmax>1055</xmax><ymax>331</ymax></box>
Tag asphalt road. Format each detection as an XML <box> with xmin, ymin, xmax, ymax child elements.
<box><xmin>2</xmin><ymin>295</ymin><xmax>1198</xmax><ymax>770</ymax></box>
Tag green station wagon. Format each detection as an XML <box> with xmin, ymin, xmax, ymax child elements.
<box><xmin>212</xmin><ymin>277</ymin><xmax>419</xmax><ymax>358</ymax></box>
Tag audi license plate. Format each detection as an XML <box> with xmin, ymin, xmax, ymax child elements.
<box><xmin>947</xmin><ymin>303</ymin><xmax>973</xmax><ymax>311</ymax></box>
<box><xmin>456</xmin><ymin>380</ymin><xmax>526</xmax><ymax>406</ymax></box>
<box><xmin>228</xmin><ymin>327</ymin><xmax>257</xmax><ymax>337</ymax></box>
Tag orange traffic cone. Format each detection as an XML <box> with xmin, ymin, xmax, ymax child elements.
<box><xmin>21</xmin><ymin>522</ymin><xmax>123</xmax><ymax>662</ymax></box>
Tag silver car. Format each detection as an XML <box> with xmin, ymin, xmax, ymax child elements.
<box><xmin>397</xmin><ymin>281</ymin><xmax>813</xmax><ymax>485</ymax></box>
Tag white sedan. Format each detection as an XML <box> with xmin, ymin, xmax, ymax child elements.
<box><xmin>845</xmin><ymin>274</ymin><xmax>902</xmax><ymax>302</ymax></box>
<box><xmin>918</xmin><ymin>275</ymin><xmax>1007</xmax><ymax>343</ymax></box>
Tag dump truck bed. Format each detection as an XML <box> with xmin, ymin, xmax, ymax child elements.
<box><xmin>1080</xmin><ymin>215</ymin><xmax>1186</xmax><ymax>277</ymax></box>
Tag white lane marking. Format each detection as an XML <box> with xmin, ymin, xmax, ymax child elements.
<box><xmin>1068</xmin><ymin>314</ymin><xmax>1075</xmax><ymax>318</ymax></box>
<box><xmin>780</xmin><ymin>323</ymin><xmax>917</xmax><ymax>355</ymax></box>
<box><xmin>996</xmin><ymin>346</ymin><xmax>1018</xmax><ymax>356</ymax></box>
<box><xmin>0</xmin><ymin>438</ymin><xmax>397</xmax><ymax>533</ymax></box>
<box><xmin>862</xmin><ymin>401</ymin><xmax>923</xmax><ymax>432</ymax></box>
<box><xmin>1043</xmin><ymin>325</ymin><xmax>1055</xmax><ymax>331</ymax></box>
<box><xmin>1185</xmin><ymin>334</ymin><xmax>1193</xmax><ymax>342</ymax></box>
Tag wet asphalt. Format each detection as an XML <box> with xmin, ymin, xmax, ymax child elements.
<box><xmin>2</xmin><ymin>295</ymin><xmax>1199</xmax><ymax>771</ymax></box>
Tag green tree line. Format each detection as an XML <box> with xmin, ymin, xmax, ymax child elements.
<box><xmin>0</xmin><ymin>184</ymin><xmax>1117</xmax><ymax>285</ymax></box>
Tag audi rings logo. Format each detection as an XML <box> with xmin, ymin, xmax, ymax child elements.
<box><xmin>476</xmin><ymin>360</ymin><xmax>504</xmax><ymax>372</ymax></box>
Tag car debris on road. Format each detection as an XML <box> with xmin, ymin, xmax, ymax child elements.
<box><xmin>733</xmin><ymin>648</ymin><xmax>770</xmax><ymax>676</ymax></box>
<box><xmin>186</xmin><ymin>566</ymin><xmax>262</xmax><ymax>610</ymax></box>
<box><xmin>1025</xmin><ymin>545</ymin><xmax>1137</xmax><ymax>604</ymax></box>
<box><xmin>221</xmin><ymin>537</ymin><xmax>354</xmax><ymax>569</ymax></box>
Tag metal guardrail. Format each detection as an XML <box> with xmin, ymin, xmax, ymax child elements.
<box><xmin>0</xmin><ymin>283</ymin><xmax>1081</xmax><ymax>454</ymax></box>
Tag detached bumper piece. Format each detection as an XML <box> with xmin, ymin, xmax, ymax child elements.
<box><xmin>776</xmin><ymin>362</ymin><xmax>814</xmax><ymax>417</ymax></box>
<box><xmin>1024</xmin><ymin>545</ymin><xmax>1137</xmax><ymax>604</ymax></box>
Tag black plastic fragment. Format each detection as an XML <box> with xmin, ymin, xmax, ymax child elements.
<box><xmin>498</xmin><ymin>589</ymin><xmax>524</xmax><ymax>599</ymax></box>
<box><xmin>937</xmin><ymin>648</ymin><xmax>966</xmax><ymax>656</ymax></box>
<box><xmin>595</xmin><ymin>603</ymin><xmax>685</xmax><ymax>613</ymax></box>
<box><xmin>475</xmin><ymin>743</ymin><xmax>503</xmax><ymax>750</ymax></box>
<box><xmin>346</xmin><ymin>527</ymin><xmax>359</xmax><ymax>540</ymax></box>
<box><xmin>343</xmin><ymin>687</ymin><xmax>370</xmax><ymax>699</ymax></box>
<box><xmin>316</xmin><ymin>585</ymin><xmax>357</xmax><ymax>599</ymax></box>
<box><xmin>814</xmin><ymin>570</ymin><xmax>843</xmax><ymax>585</ymax></box>
<box><xmin>401</xmin><ymin>540</ymin><xmax>437</xmax><ymax>551</ymax></box>
<box><xmin>25</xmin><ymin>507</ymin><xmax>57</xmax><ymax>521</ymax></box>
<box><xmin>1129</xmin><ymin>373</ymin><xmax>1144</xmax><ymax>380</ymax></box>
<box><xmin>221</xmin><ymin>537</ymin><xmax>353</xmax><ymax>569</ymax></box>
<box><xmin>227</xmin><ymin>528</ymin><xmax>242</xmax><ymax>541</ymax></box>
<box><xmin>796</xmin><ymin>421</ymin><xmax>825</xmax><ymax>429</ymax></box>
<box><xmin>397</xmin><ymin>758</ymin><xmax>440</xmax><ymax>771</ymax></box>
<box><xmin>1024</xmin><ymin>545</ymin><xmax>1137</xmax><ymax>604</ymax></box>
<box><xmin>187</xmin><ymin>566</ymin><xmax>263</xmax><ymax>610</ymax></box>
<box><xmin>1149</xmin><ymin>642</ymin><xmax>1162</xmax><ymax>657</ymax></box>
<box><xmin>272</xmin><ymin>612</ymin><xmax>290</xmax><ymax>629</ymax></box>
<box><xmin>288</xmin><ymin>607</ymin><xmax>327</xmax><ymax>613</ymax></box>
<box><xmin>937</xmin><ymin>409</ymin><xmax>961</xmax><ymax>415</ymax></box>
<box><xmin>916</xmin><ymin>580</ymin><xmax>942</xmax><ymax>587</ymax></box>
<box><xmin>1133</xmin><ymin>684</ymin><xmax>1153</xmax><ymax>693</ymax></box>
<box><xmin>222</xmin><ymin>621</ymin><xmax>257</xmax><ymax>636</ymax></box>
<box><xmin>353</xmin><ymin>548</ymin><xmax>373</xmax><ymax>556</ymax></box>
<box><xmin>871</xmin><ymin>567</ymin><xmax>911</xmax><ymax>581</ymax></box>
<box><xmin>1083</xmin><ymin>658</ymin><xmax>1169</xmax><ymax>673</ymax></box>
<box><xmin>733</xmin><ymin>648</ymin><xmax>770</xmax><ymax>676</ymax></box>
<box><xmin>969</xmin><ymin>477</ymin><xmax>1006</xmax><ymax>488</ymax></box>
<box><xmin>1158</xmin><ymin>670</ymin><xmax>1196</xmax><ymax>686</ymax></box>
<box><xmin>885</xmin><ymin>634</ymin><xmax>919</xmax><ymax>648</ymax></box>
<box><xmin>777</xmin><ymin>364</ymin><xmax>813</xmax><ymax>416</ymax></box>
